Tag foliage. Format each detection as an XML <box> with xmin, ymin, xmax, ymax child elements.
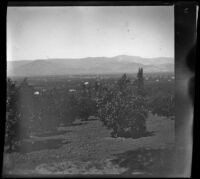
<box><xmin>148</xmin><ymin>92</ymin><xmax>175</xmax><ymax>118</ymax></box>
<box><xmin>17</xmin><ymin>78</ymin><xmax>36</xmax><ymax>137</ymax></box>
<box><xmin>96</xmin><ymin>72</ymin><xmax>148</xmax><ymax>138</ymax></box>
<box><xmin>77</xmin><ymin>83</ymin><xmax>97</xmax><ymax>121</ymax></box>
<box><xmin>5</xmin><ymin>70</ymin><xmax>174</xmax><ymax>146</ymax></box>
<box><xmin>6</xmin><ymin>78</ymin><xmax>21</xmax><ymax>151</ymax></box>
<box><xmin>62</xmin><ymin>93</ymin><xmax>79</xmax><ymax>125</ymax></box>
<box><xmin>144</xmin><ymin>79</ymin><xmax>175</xmax><ymax>119</ymax></box>
<box><xmin>137</xmin><ymin>68</ymin><xmax>144</xmax><ymax>95</ymax></box>
<box><xmin>31</xmin><ymin>89</ymin><xmax>78</xmax><ymax>130</ymax></box>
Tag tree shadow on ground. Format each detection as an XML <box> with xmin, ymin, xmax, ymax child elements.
<box><xmin>34</xmin><ymin>130</ymin><xmax>71</xmax><ymax>137</ymax></box>
<box><xmin>13</xmin><ymin>138</ymin><xmax>70</xmax><ymax>154</ymax></box>
<box><xmin>111</xmin><ymin>147</ymin><xmax>175</xmax><ymax>177</ymax></box>
<box><xmin>111</xmin><ymin>131</ymin><xmax>155</xmax><ymax>139</ymax></box>
<box><xmin>70</xmin><ymin>122</ymin><xmax>88</xmax><ymax>126</ymax></box>
<box><xmin>134</xmin><ymin>131</ymin><xmax>155</xmax><ymax>139</ymax></box>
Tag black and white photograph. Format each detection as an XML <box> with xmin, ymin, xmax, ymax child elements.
<box><xmin>4</xmin><ymin>2</ymin><xmax>196</xmax><ymax>177</ymax></box>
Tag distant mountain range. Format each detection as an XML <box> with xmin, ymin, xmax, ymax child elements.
<box><xmin>7</xmin><ymin>55</ymin><xmax>174</xmax><ymax>77</ymax></box>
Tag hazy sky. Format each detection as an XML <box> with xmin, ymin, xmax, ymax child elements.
<box><xmin>7</xmin><ymin>6</ymin><xmax>174</xmax><ymax>61</ymax></box>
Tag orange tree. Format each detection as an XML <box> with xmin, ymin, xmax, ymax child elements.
<box><xmin>96</xmin><ymin>74</ymin><xmax>148</xmax><ymax>138</ymax></box>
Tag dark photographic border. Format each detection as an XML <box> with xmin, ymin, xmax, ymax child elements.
<box><xmin>1</xmin><ymin>1</ymin><xmax>198</xmax><ymax>178</ymax></box>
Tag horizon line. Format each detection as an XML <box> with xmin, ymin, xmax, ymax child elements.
<box><xmin>7</xmin><ymin>54</ymin><xmax>174</xmax><ymax>62</ymax></box>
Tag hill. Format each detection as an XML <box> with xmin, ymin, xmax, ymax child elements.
<box><xmin>7</xmin><ymin>55</ymin><xmax>174</xmax><ymax>77</ymax></box>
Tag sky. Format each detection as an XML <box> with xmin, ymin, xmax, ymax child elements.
<box><xmin>7</xmin><ymin>6</ymin><xmax>174</xmax><ymax>61</ymax></box>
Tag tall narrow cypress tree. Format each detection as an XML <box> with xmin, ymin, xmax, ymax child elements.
<box><xmin>137</xmin><ymin>68</ymin><xmax>144</xmax><ymax>95</ymax></box>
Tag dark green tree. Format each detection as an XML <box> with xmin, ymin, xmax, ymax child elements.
<box><xmin>77</xmin><ymin>82</ymin><xmax>97</xmax><ymax>121</ymax></box>
<box><xmin>149</xmin><ymin>93</ymin><xmax>175</xmax><ymax>119</ymax></box>
<box><xmin>117</xmin><ymin>73</ymin><xmax>132</xmax><ymax>95</ymax></box>
<box><xmin>18</xmin><ymin>78</ymin><xmax>34</xmax><ymax>137</ymax></box>
<box><xmin>96</xmin><ymin>74</ymin><xmax>148</xmax><ymax>138</ymax></box>
<box><xmin>6</xmin><ymin>78</ymin><xmax>20</xmax><ymax>152</ymax></box>
<box><xmin>137</xmin><ymin>68</ymin><xmax>144</xmax><ymax>95</ymax></box>
<box><xmin>63</xmin><ymin>92</ymin><xmax>78</xmax><ymax>125</ymax></box>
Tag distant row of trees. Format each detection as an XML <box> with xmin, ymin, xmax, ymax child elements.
<box><xmin>148</xmin><ymin>93</ymin><xmax>175</xmax><ymax>118</ymax></box>
<box><xmin>5</xmin><ymin>77</ymin><xmax>97</xmax><ymax>151</ymax></box>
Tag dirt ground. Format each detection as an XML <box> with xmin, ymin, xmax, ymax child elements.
<box><xmin>3</xmin><ymin>113</ymin><xmax>175</xmax><ymax>177</ymax></box>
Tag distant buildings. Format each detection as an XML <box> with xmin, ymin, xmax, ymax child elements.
<box><xmin>34</xmin><ymin>91</ymin><xmax>40</xmax><ymax>95</ymax></box>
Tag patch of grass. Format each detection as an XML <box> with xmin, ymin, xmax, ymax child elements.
<box><xmin>15</xmin><ymin>139</ymin><xmax>70</xmax><ymax>153</ymax></box>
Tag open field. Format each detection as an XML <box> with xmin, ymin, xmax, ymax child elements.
<box><xmin>3</xmin><ymin>113</ymin><xmax>175</xmax><ymax>177</ymax></box>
